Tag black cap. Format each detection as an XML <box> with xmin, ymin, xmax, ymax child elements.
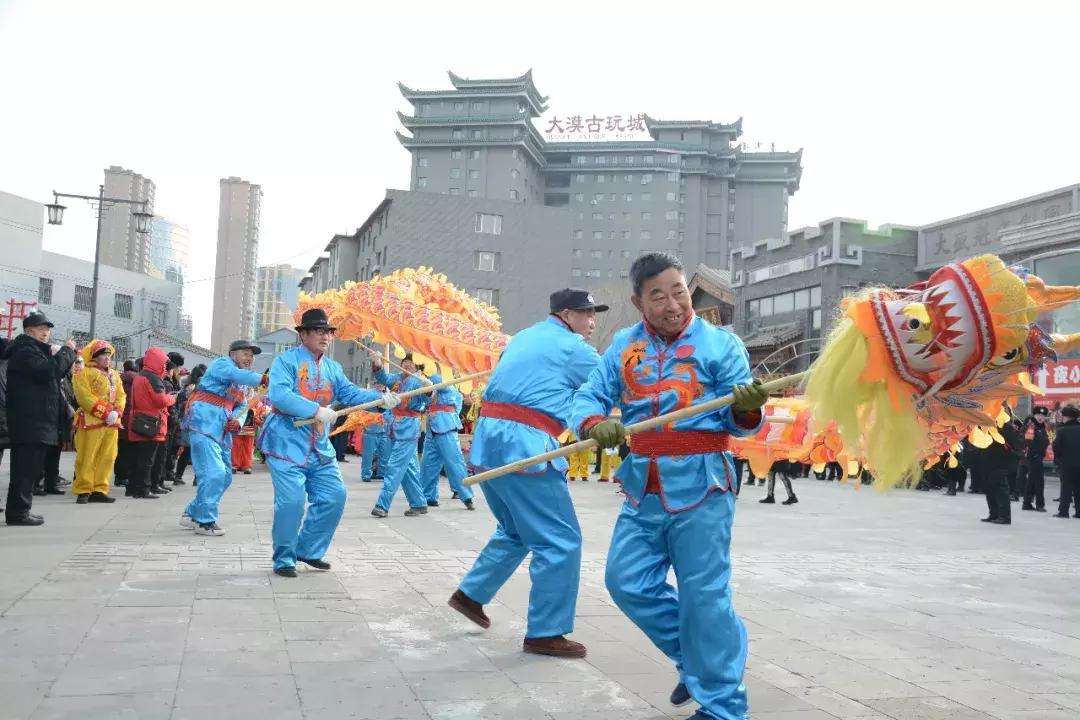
<box><xmin>167</xmin><ymin>352</ymin><xmax>186</xmax><ymax>368</ymax></box>
<box><xmin>295</xmin><ymin>308</ymin><xmax>336</xmax><ymax>332</ymax></box>
<box><xmin>228</xmin><ymin>339</ymin><xmax>262</xmax><ymax>355</ymax></box>
<box><xmin>22</xmin><ymin>311</ymin><xmax>54</xmax><ymax>329</ymax></box>
<box><xmin>549</xmin><ymin>288</ymin><xmax>609</xmax><ymax>314</ymax></box>
<box><xmin>401</xmin><ymin>352</ymin><xmax>425</xmax><ymax>371</ymax></box>
<box><xmin>1062</xmin><ymin>405</ymin><xmax>1079</xmax><ymax>419</ymax></box>
<box><xmin>1033</xmin><ymin>406</ymin><xmax>1050</xmax><ymax>416</ymax></box>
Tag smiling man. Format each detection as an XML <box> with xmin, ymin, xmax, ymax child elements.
<box><xmin>571</xmin><ymin>253</ymin><xmax>768</xmax><ymax>720</ymax></box>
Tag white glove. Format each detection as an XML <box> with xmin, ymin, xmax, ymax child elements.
<box><xmin>105</xmin><ymin>410</ymin><xmax>119</xmax><ymax>426</ymax></box>
<box><xmin>313</xmin><ymin>405</ymin><xmax>338</xmax><ymax>426</ymax></box>
<box><xmin>380</xmin><ymin>390</ymin><xmax>401</xmax><ymax>409</ymax></box>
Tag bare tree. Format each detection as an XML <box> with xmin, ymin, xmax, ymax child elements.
<box><xmin>590</xmin><ymin>281</ymin><xmax>639</xmax><ymax>352</ymax></box>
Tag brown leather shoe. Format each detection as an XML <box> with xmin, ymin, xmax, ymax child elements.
<box><xmin>448</xmin><ymin>589</ymin><xmax>490</xmax><ymax>629</ymax></box>
<box><xmin>522</xmin><ymin>635</ymin><xmax>587</xmax><ymax>659</ymax></box>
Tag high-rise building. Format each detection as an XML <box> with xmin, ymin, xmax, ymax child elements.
<box><xmin>148</xmin><ymin>216</ymin><xmax>190</xmax><ymax>284</ymax></box>
<box><xmin>99</xmin><ymin>166</ymin><xmax>156</xmax><ymax>273</ymax></box>
<box><xmin>256</xmin><ymin>263</ymin><xmax>305</xmax><ymax>336</ymax></box>
<box><xmin>210</xmin><ymin>177</ymin><xmax>261</xmax><ymax>352</ymax></box>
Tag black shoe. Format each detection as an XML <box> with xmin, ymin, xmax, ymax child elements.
<box><xmin>115</xmin><ymin>479</ymin><xmax>127</xmax><ymax>487</ymax></box>
<box><xmin>464</xmin><ymin>500</ymin><xmax>475</xmax><ymax>511</ymax></box>
<box><xmin>274</xmin><ymin>567</ymin><xmax>297</xmax><ymax>578</ymax></box>
<box><xmin>1010</xmin><ymin>495</ymin><xmax>1019</xmax><ymax>502</ymax></box>
<box><xmin>88</xmin><ymin>492</ymin><xmax>115</xmax><ymax>504</ymax></box>
<box><xmin>1036</xmin><ymin>507</ymin><xmax>1047</xmax><ymax>512</ymax></box>
<box><xmin>451</xmin><ymin>492</ymin><xmax>460</xmax><ymax>499</ymax></box>
<box><xmin>172</xmin><ymin>478</ymin><xmax>186</xmax><ymax>486</ymax></box>
<box><xmin>298</xmin><ymin>557</ymin><xmax>331</xmax><ymax>571</ymax></box>
<box><xmin>243</xmin><ymin>469</ymin><xmax>252</xmax><ymax>475</ymax></box>
<box><xmin>945</xmin><ymin>489</ymin><xmax>957</xmax><ymax>496</ymax></box>
<box><xmin>991</xmin><ymin>518</ymin><xmax>1011</xmax><ymax>525</ymax></box>
<box><xmin>782</xmin><ymin>495</ymin><xmax>799</xmax><ymax>505</ymax></box>
<box><xmin>130</xmin><ymin>493</ymin><xmax>159</xmax><ymax>500</ymax></box>
<box><xmin>427</xmin><ymin>500</ymin><xmax>440</xmax><ymax>507</ymax></box>
<box><xmin>1053</xmin><ymin>512</ymin><xmax>1069</xmax><ymax>518</ymax></box>
<box><xmin>45</xmin><ymin>488</ymin><xmax>65</xmax><ymax>496</ymax></box>
<box><xmin>745</xmin><ymin>480</ymin><xmax>756</xmax><ymax>486</ymax></box>
<box><xmin>980</xmin><ymin>516</ymin><xmax>997</xmax><ymax>522</ymax></box>
<box><xmin>6</xmin><ymin>514</ymin><xmax>44</xmax><ymax>526</ymax></box>
<box><xmin>156</xmin><ymin>485</ymin><xmax>172</xmax><ymax>494</ymax></box>
<box><xmin>759</xmin><ymin>496</ymin><xmax>775</xmax><ymax>504</ymax></box>
<box><xmin>76</xmin><ymin>494</ymin><xmax>89</xmax><ymax>504</ymax></box>
<box><xmin>670</xmin><ymin>682</ymin><xmax>692</xmax><ymax>707</ymax></box>
<box><xmin>1022</xmin><ymin>504</ymin><xmax>1036</xmax><ymax>511</ymax></box>
<box><xmin>33</xmin><ymin>488</ymin><xmax>47</xmax><ymax>497</ymax></box>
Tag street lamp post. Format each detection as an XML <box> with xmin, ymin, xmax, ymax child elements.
<box><xmin>46</xmin><ymin>185</ymin><xmax>152</xmax><ymax>339</ymax></box>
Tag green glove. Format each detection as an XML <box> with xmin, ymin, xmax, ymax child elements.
<box><xmin>588</xmin><ymin>419</ymin><xmax>626</xmax><ymax>449</ymax></box>
<box><xmin>732</xmin><ymin>380</ymin><xmax>769</xmax><ymax>413</ymax></box>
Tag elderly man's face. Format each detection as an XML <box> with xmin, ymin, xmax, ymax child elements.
<box><xmin>230</xmin><ymin>349</ymin><xmax>255</xmax><ymax>369</ymax></box>
<box><xmin>25</xmin><ymin>325</ymin><xmax>50</xmax><ymax>343</ymax></box>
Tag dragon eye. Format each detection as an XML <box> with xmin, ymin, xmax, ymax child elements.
<box><xmin>906</xmin><ymin>318</ymin><xmax>921</xmax><ymax>330</ymax></box>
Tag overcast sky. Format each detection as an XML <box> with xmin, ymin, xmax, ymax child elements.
<box><xmin>1</xmin><ymin>0</ymin><xmax>1077</xmax><ymax>347</ymax></box>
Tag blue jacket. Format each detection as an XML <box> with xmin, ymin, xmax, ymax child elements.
<box><xmin>470</xmin><ymin>316</ymin><xmax>600</xmax><ymax>474</ymax></box>
<box><xmin>373</xmin><ymin>367</ymin><xmax>429</xmax><ymax>441</ymax></box>
<box><xmin>259</xmin><ymin>345</ymin><xmax>380</xmax><ymax>465</ymax></box>
<box><xmin>426</xmin><ymin>373</ymin><xmax>463</xmax><ymax>435</ymax></box>
<box><xmin>185</xmin><ymin>356</ymin><xmax>262</xmax><ymax>444</ymax></box>
<box><xmin>570</xmin><ymin>316</ymin><xmax>763</xmax><ymax>511</ymax></box>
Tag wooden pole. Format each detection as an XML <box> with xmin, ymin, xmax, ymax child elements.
<box><xmin>463</xmin><ymin>371</ymin><xmax>807</xmax><ymax>486</ymax></box>
<box><xmin>293</xmin><ymin>370</ymin><xmax>492</xmax><ymax>427</ymax></box>
<box><xmin>355</xmin><ymin>341</ymin><xmax>431</xmax><ymax>386</ymax></box>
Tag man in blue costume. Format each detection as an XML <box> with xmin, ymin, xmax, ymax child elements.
<box><xmin>370</xmin><ymin>353</ymin><xmax>431</xmax><ymax>517</ymax></box>
<box><xmin>448</xmin><ymin>288</ymin><xmax>605</xmax><ymax>659</ymax></box>
<box><xmin>419</xmin><ymin>371</ymin><xmax>475</xmax><ymax>510</ymax></box>
<box><xmin>259</xmin><ymin>309</ymin><xmax>398</xmax><ymax>578</ymax></box>
<box><xmin>180</xmin><ymin>339</ymin><xmax>265</xmax><ymax>536</ymax></box>
<box><xmin>571</xmin><ymin>253</ymin><xmax>768</xmax><ymax>720</ymax></box>
<box><xmin>360</xmin><ymin>383</ymin><xmax>391</xmax><ymax>482</ymax></box>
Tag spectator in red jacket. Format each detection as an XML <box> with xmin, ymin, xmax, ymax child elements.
<box><xmin>126</xmin><ymin>347</ymin><xmax>175</xmax><ymax>499</ymax></box>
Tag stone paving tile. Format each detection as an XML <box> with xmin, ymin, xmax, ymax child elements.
<box><xmin>3</xmin><ymin>460</ymin><xmax>1080</xmax><ymax>719</ymax></box>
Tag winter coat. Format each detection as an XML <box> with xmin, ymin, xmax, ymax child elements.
<box><xmin>127</xmin><ymin>347</ymin><xmax>175</xmax><ymax>443</ymax></box>
<box><xmin>0</xmin><ymin>338</ymin><xmax>8</xmax><ymax>449</ymax></box>
<box><xmin>2</xmin><ymin>333</ymin><xmax>76</xmax><ymax>446</ymax></box>
<box><xmin>1052</xmin><ymin>419</ymin><xmax>1080</xmax><ymax>470</ymax></box>
<box><xmin>120</xmin><ymin>370</ymin><xmax>137</xmax><ymax>429</ymax></box>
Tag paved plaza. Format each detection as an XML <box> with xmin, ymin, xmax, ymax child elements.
<box><xmin>1</xmin><ymin>455</ymin><xmax>1080</xmax><ymax>720</ymax></box>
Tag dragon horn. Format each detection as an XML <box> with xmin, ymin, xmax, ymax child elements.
<box><xmin>1026</xmin><ymin>275</ymin><xmax>1080</xmax><ymax>313</ymax></box>
<box><xmin>1051</xmin><ymin>332</ymin><xmax>1080</xmax><ymax>356</ymax></box>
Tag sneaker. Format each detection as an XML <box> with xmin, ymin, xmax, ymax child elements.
<box><xmin>179</xmin><ymin>514</ymin><xmax>197</xmax><ymax>529</ymax></box>
<box><xmin>670</xmin><ymin>682</ymin><xmax>692</xmax><ymax>707</ymax></box>
<box><xmin>88</xmin><ymin>492</ymin><xmax>115</xmax><ymax>504</ymax></box>
<box><xmin>194</xmin><ymin>522</ymin><xmax>226</xmax><ymax>536</ymax></box>
<box><xmin>371</xmin><ymin>507</ymin><xmax>388</xmax><ymax>518</ymax></box>
<box><xmin>464</xmin><ymin>500</ymin><xmax>475</xmax><ymax>511</ymax></box>
<box><xmin>759</xmin><ymin>496</ymin><xmax>776</xmax><ymax>504</ymax></box>
<box><xmin>404</xmin><ymin>506</ymin><xmax>429</xmax><ymax>517</ymax></box>
<box><xmin>76</xmin><ymin>493</ymin><xmax>90</xmax><ymax>505</ymax></box>
<box><xmin>782</xmin><ymin>495</ymin><xmax>799</xmax><ymax>505</ymax></box>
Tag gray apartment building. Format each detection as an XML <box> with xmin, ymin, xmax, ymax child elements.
<box><xmin>211</xmin><ymin>177</ymin><xmax>262</xmax><ymax>353</ymax></box>
<box><xmin>396</xmin><ymin>71</ymin><xmax>802</xmax><ymax>281</ymax></box>
<box><xmin>729</xmin><ymin>219</ymin><xmax>919</xmax><ymax>371</ymax></box>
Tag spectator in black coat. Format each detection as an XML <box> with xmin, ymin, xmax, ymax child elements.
<box><xmin>1052</xmin><ymin>405</ymin><xmax>1080</xmax><ymax>518</ymax></box>
<box><xmin>1020</xmin><ymin>406</ymin><xmax>1050</xmax><ymax>512</ymax></box>
<box><xmin>3</xmin><ymin>313</ymin><xmax>76</xmax><ymax>525</ymax></box>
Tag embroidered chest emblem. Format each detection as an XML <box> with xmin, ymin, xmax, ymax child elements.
<box><xmin>297</xmin><ymin>363</ymin><xmax>333</xmax><ymax>406</ymax></box>
<box><xmin>620</xmin><ymin>340</ymin><xmax>703</xmax><ymax>411</ymax></box>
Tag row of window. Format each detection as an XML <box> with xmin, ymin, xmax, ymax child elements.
<box><xmin>574</xmin><ymin>249</ymin><xmax>634</xmax><ymax>259</ymax></box>
<box><xmin>575</xmin><ymin>229</ymin><xmax>683</xmax><ymax>242</ymax></box>
<box><xmin>575</xmin><ymin>192</ymin><xmax>684</xmax><ymax>204</ymax></box>
<box><xmin>38</xmin><ymin>277</ymin><xmax>168</xmax><ymax>324</ymax></box>
<box><xmin>574</xmin><ymin>154</ymin><xmax>680</xmax><ymax>166</ymax></box>
<box><xmin>419</xmin><ymin>100</ymin><xmax>527</xmax><ymax>115</ymax></box>
<box><xmin>576</xmin><ymin>211</ymin><xmax>686</xmax><ymax>224</ymax></box>
<box><xmin>746</xmin><ymin>286</ymin><xmax>822</xmax><ymax>320</ymax></box>
<box><xmin>450</xmin><ymin>128</ymin><xmax>522</xmax><ymax>140</ymax></box>
<box><xmin>574</xmin><ymin>173</ymin><xmax>679</xmax><ymax>185</ymax></box>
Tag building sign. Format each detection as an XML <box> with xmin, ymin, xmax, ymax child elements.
<box><xmin>539</xmin><ymin>113</ymin><xmax>651</xmax><ymax>143</ymax></box>
<box><xmin>1033</xmin><ymin>359</ymin><xmax>1080</xmax><ymax>396</ymax></box>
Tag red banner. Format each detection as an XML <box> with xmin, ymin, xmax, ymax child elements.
<box><xmin>1034</xmin><ymin>360</ymin><xmax>1080</xmax><ymax>397</ymax></box>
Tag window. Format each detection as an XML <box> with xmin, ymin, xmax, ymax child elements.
<box><xmin>572</xmin><ymin>249</ymin><xmax>582</xmax><ymax>257</ymax></box>
<box><xmin>37</xmin><ymin>277</ymin><xmax>52</xmax><ymax>304</ymax></box>
<box><xmin>470</xmin><ymin>149</ymin><xmax>481</xmax><ymax>160</ymax></box>
<box><xmin>421</xmin><ymin>103</ymin><xmax>432</xmax><ymax>116</ymax></box>
<box><xmin>449</xmin><ymin>188</ymin><xmax>461</xmax><ymax>196</ymax></box>
<box><xmin>728</xmin><ymin>220</ymin><xmax>735</xmax><ymax>231</ymax></box>
<box><xmin>623</xmin><ymin>212</ymin><xmax>632</xmax><ymax>221</ymax></box>
<box><xmin>794</xmin><ymin>289</ymin><xmax>810</xmax><ymax>310</ymax></box>
<box><xmin>472</xmin><ymin>101</ymin><xmax>485</xmax><ymax>112</ymax></box>
<box><xmin>510</xmin><ymin>189</ymin><xmax>519</xmax><ymax>201</ymax></box>
<box><xmin>511</xmin><ymin>169</ymin><xmax>519</xmax><ymax>179</ymax></box>
<box><xmin>577</xmin><ymin>156</ymin><xmax>588</xmax><ymax>165</ymax></box>
<box><xmin>747</xmin><ymin>300</ymin><xmax>759</xmax><ymax>319</ymax></box>
<box><xmin>512</xmin><ymin>149</ymin><xmax>519</xmax><ymax>159</ymax></box>
<box><xmin>641</xmin><ymin>212</ymin><xmax>652</xmax><ymax>221</ymax></box>
<box><xmin>450</xmin><ymin>168</ymin><xmax>461</xmax><ymax>179</ymax></box>
<box><xmin>810</xmin><ymin>286</ymin><xmax>822</xmax><ymax>307</ymax></box>
<box><xmin>74</xmin><ymin>284</ymin><xmax>93</xmax><ymax>312</ymax></box>
<box><xmin>113</xmin><ymin>293</ymin><xmax>133</xmax><ymax>319</ymax></box>
<box><xmin>453</xmin><ymin>101</ymin><xmax>464</xmax><ymax>111</ymax></box>
<box><xmin>668</xmin><ymin>172</ymin><xmax>679</xmax><ymax>182</ymax></box>
<box><xmin>476</xmin><ymin>288</ymin><xmax>499</xmax><ymax>306</ymax></box>
<box><xmin>596</xmin><ymin>156</ymin><xmax>606</xmax><ymax>165</ymax></box>
<box><xmin>571</xmin><ymin>268</ymin><xmax>582</xmax><ymax>278</ymax></box>
<box><xmin>111</xmin><ymin>336</ymin><xmax>131</xmax><ymax>362</ymax></box>
<box><xmin>593</xmin><ymin>231</ymin><xmax>604</xmax><ymax>240</ymax></box>
<box><xmin>468</xmin><ymin>169</ymin><xmax>480</xmax><ymax>179</ymax></box>
<box><xmin>591</xmin><ymin>250</ymin><xmax>603</xmax><ymax>259</ymax></box>
<box><xmin>666</xmin><ymin>230</ymin><xmax>677</xmax><ymax>240</ymax></box>
<box><xmin>418</xmin><ymin>157</ymin><xmax>429</xmax><ymax>167</ymax></box>
<box><xmin>679</xmin><ymin>213</ymin><xmax>686</xmax><ymax>225</ymax></box>
<box><xmin>574</xmin><ymin>193</ymin><xmax>584</xmax><ymax>202</ymax></box>
<box><xmin>669</xmin><ymin>155</ymin><xmax>680</xmax><ymax>164</ymax></box>
<box><xmin>150</xmin><ymin>301</ymin><xmax>167</xmax><ymax>327</ymax></box>
<box><xmin>666</xmin><ymin>192</ymin><xmax>677</xmax><ymax>202</ymax></box>
<box><xmin>622</xmin><ymin>231</ymin><xmax>631</xmax><ymax>241</ymax></box>
<box><xmin>609</xmin><ymin>231</ymin><xmax>617</xmax><ymax>240</ymax></box>
<box><xmin>471</xmin><ymin>129</ymin><xmax>484</xmax><ymax>139</ymax></box>
<box><xmin>417</xmin><ymin>177</ymin><xmax>428</xmax><ymax>188</ymax></box>
<box><xmin>663</xmin><ymin>211</ymin><xmax>675</xmax><ymax>221</ymax></box>
<box><xmin>574</xmin><ymin>230</ymin><xmax>583</xmax><ymax>239</ymax></box>
<box><xmin>592</xmin><ymin>212</ymin><xmax>604</xmax><ymax>220</ymax></box>
<box><xmin>476</xmin><ymin>251</ymin><xmax>498</xmax><ymax>271</ymax></box>
<box><xmin>624</xmin><ymin>174</ymin><xmax>633</xmax><ymax>184</ymax></box>
<box><xmin>625</xmin><ymin>193</ymin><xmax>633</xmax><ymax>202</ymax></box>
<box><xmin>759</xmin><ymin>297</ymin><xmax>774</xmax><ymax>317</ymax></box>
<box><xmin>644</xmin><ymin>155</ymin><xmax>654</xmax><ymax>164</ymax></box>
<box><xmin>475</xmin><ymin>213</ymin><xmax>502</xmax><ymax>235</ymax></box>
<box><xmin>680</xmin><ymin>193</ymin><xmax>687</xmax><ymax>204</ymax></box>
<box><xmin>452</xmin><ymin>129</ymin><xmax>464</xmax><ymax>139</ymax></box>
<box><xmin>594</xmin><ymin>193</ymin><xmax>605</xmax><ymax>202</ymax></box>
<box><xmin>627</xmin><ymin>156</ymin><xmax>636</xmax><ymax>164</ymax></box>
<box><xmin>72</xmin><ymin>331</ymin><xmax>91</xmax><ymax>347</ymax></box>
<box><xmin>729</xmin><ymin>202</ymin><xmax>736</xmax><ymax>213</ymax></box>
<box><xmin>451</xmin><ymin>149</ymin><xmax>462</xmax><ymax>159</ymax></box>
<box><xmin>608</xmin><ymin>213</ymin><xmax>615</xmax><ymax>221</ymax></box>
<box><xmin>609</xmin><ymin>193</ymin><xmax>616</xmax><ymax>202</ymax></box>
<box><xmin>640</xmin><ymin>231</ymin><xmax>652</xmax><ymax>240</ymax></box>
<box><xmin>678</xmin><ymin>231</ymin><xmax>685</xmax><ymax>243</ymax></box>
<box><xmin>468</xmin><ymin>189</ymin><xmax>479</xmax><ymax>198</ymax></box>
<box><xmin>586</xmin><ymin>269</ymin><xmax>601</xmax><ymax>278</ymax></box>
<box><xmin>642</xmin><ymin>193</ymin><xmax>652</xmax><ymax>202</ymax></box>
<box><xmin>774</xmin><ymin>293</ymin><xmax>795</xmax><ymax>314</ymax></box>
<box><xmin>596</xmin><ymin>174</ymin><xmax>606</xmax><ymax>184</ymax></box>
<box><xmin>576</xmin><ymin>174</ymin><xmax>586</xmax><ymax>184</ymax></box>
<box><xmin>641</xmin><ymin>174</ymin><xmax>653</xmax><ymax>185</ymax></box>
<box><xmin>812</xmin><ymin>309</ymin><xmax>822</xmax><ymax>331</ymax></box>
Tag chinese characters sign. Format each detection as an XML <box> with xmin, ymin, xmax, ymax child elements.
<box><xmin>1034</xmin><ymin>360</ymin><xmax>1080</xmax><ymax>396</ymax></box>
<box><xmin>539</xmin><ymin>113</ymin><xmax>651</xmax><ymax>143</ymax></box>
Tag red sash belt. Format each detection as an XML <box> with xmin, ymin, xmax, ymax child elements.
<box><xmin>629</xmin><ymin>430</ymin><xmax>730</xmax><ymax>457</ymax></box>
<box><xmin>191</xmin><ymin>390</ymin><xmax>236</xmax><ymax>411</ymax></box>
<box><xmin>428</xmin><ymin>404</ymin><xmax>457</xmax><ymax>414</ymax></box>
<box><xmin>480</xmin><ymin>401</ymin><xmax>563</xmax><ymax>439</ymax></box>
<box><xmin>393</xmin><ymin>407</ymin><xmax>422</xmax><ymax>419</ymax></box>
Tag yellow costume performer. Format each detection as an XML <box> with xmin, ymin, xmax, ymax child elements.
<box><xmin>599</xmin><ymin>447</ymin><xmax>621</xmax><ymax>482</ymax></box>
<box><xmin>71</xmin><ymin>339</ymin><xmax>125</xmax><ymax>502</ymax></box>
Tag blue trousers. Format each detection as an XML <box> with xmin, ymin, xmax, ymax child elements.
<box><xmin>361</xmin><ymin>432</ymin><xmax>389</xmax><ymax>481</ymax></box>
<box><xmin>267</xmin><ymin>456</ymin><xmax>347</xmax><ymax>571</ymax></box>
<box><xmin>459</xmin><ymin>467</ymin><xmax>581</xmax><ymax>638</ymax></box>
<box><xmin>185</xmin><ymin>433</ymin><xmax>233</xmax><ymax>525</ymax></box>
<box><xmin>606</xmin><ymin>491</ymin><xmax>748</xmax><ymax>720</ymax></box>
<box><xmin>420</xmin><ymin>431</ymin><xmax>474</xmax><ymax>504</ymax></box>
<box><xmin>376</xmin><ymin>437</ymin><xmax>426</xmax><ymax>511</ymax></box>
